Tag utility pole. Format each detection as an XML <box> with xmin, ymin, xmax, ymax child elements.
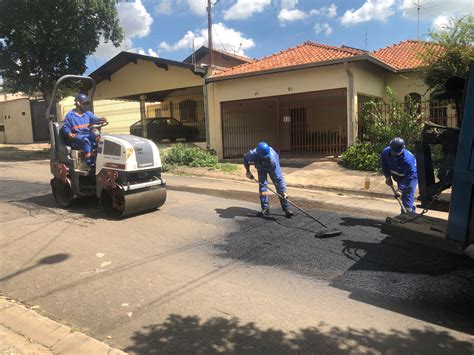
<box><xmin>416</xmin><ymin>0</ymin><xmax>421</xmax><ymax>40</ymax></box>
<box><xmin>207</xmin><ymin>0</ymin><xmax>213</xmax><ymax>68</ymax></box>
<box><xmin>364</xmin><ymin>31</ymin><xmax>368</xmax><ymax>51</ymax></box>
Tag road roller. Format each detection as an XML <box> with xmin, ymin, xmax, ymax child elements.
<box><xmin>47</xmin><ymin>75</ymin><xmax>166</xmax><ymax>218</ymax></box>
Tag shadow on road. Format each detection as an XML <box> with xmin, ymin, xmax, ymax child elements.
<box><xmin>0</xmin><ymin>253</ymin><xmax>70</xmax><ymax>282</ymax></box>
<box><xmin>215</xmin><ymin>210</ymin><xmax>474</xmax><ymax>334</ymax></box>
<box><xmin>124</xmin><ymin>314</ymin><xmax>473</xmax><ymax>354</ymax></box>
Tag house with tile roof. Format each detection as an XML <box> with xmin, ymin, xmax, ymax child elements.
<box><xmin>205</xmin><ymin>40</ymin><xmax>446</xmax><ymax>159</ymax></box>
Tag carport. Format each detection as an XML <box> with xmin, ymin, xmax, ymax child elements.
<box><xmin>89</xmin><ymin>52</ymin><xmax>207</xmax><ymax>141</ymax></box>
<box><xmin>220</xmin><ymin>89</ymin><xmax>347</xmax><ymax>158</ymax></box>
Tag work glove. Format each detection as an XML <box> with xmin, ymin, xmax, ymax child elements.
<box><xmin>246</xmin><ymin>171</ymin><xmax>254</xmax><ymax>180</ymax></box>
<box><xmin>282</xmin><ymin>192</ymin><xmax>288</xmax><ymax>200</ymax></box>
<box><xmin>394</xmin><ymin>189</ymin><xmax>402</xmax><ymax>198</ymax></box>
<box><xmin>385</xmin><ymin>176</ymin><xmax>393</xmax><ymax>186</ymax></box>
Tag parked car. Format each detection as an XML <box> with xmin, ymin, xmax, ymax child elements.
<box><xmin>130</xmin><ymin>117</ymin><xmax>199</xmax><ymax>142</ymax></box>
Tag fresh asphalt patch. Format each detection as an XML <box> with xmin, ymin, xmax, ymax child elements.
<box><xmin>214</xmin><ymin>206</ymin><xmax>474</xmax><ymax>334</ymax></box>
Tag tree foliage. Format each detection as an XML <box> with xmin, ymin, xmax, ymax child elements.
<box><xmin>422</xmin><ymin>15</ymin><xmax>474</xmax><ymax>91</ymax></box>
<box><xmin>0</xmin><ymin>0</ymin><xmax>123</xmax><ymax>104</ymax></box>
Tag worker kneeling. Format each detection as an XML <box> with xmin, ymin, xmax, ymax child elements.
<box><xmin>62</xmin><ymin>94</ymin><xmax>107</xmax><ymax>167</ymax></box>
<box><xmin>381</xmin><ymin>137</ymin><xmax>418</xmax><ymax>216</ymax></box>
<box><xmin>244</xmin><ymin>142</ymin><xmax>294</xmax><ymax>218</ymax></box>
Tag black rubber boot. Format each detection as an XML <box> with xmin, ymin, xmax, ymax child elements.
<box><xmin>257</xmin><ymin>207</ymin><xmax>270</xmax><ymax>217</ymax></box>
<box><xmin>284</xmin><ymin>210</ymin><xmax>294</xmax><ymax>218</ymax></box>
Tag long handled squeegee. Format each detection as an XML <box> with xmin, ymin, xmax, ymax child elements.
<box><xmin>251</xmin><ymin>178</ymin><xmax>342</xmax><ymax>238</ymax></box>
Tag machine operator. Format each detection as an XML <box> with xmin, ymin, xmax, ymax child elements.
<box><xmin>62</xmin><ymin>94</ymin><xmax>107</xmax><ymax>167</ymax></box>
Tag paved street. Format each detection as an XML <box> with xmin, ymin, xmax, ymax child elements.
<box><xmin>1</xmin><ymin>158</ymin><xmax>473</xmax><ymax>353</ymax></box>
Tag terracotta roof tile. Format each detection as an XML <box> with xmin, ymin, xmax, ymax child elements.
<box><xmin>213</xmin><ymin>41</ymin><xmax>363</xmax><ymax>77</ymax></box>
<box><xmin>211</xmin><ymin>40</ymin><xmax>445</xmax><ymax>79</ymax></box>
<box><xmin>370</xmin><ymin>40</ymin><xmax>443</xmax><ymax>70</ymax></box>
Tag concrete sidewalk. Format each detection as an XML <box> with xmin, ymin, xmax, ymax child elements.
<box><xmin>0</xmin><ymin>143</ymin><xmax>388</xmax><ymax>197</ymax></box>
<box><xmin>165</xmin><ymin>174</ymin><xmax>448</xmax><ymax>221</ymax></box>
<box><xmin>0</xmin><ymin>297</ymin><xmax>125</xmax><ymax>354</ymax></box>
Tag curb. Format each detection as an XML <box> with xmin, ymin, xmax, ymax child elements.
<box><xmin>167</xmin><ymin>170</ymin><xmax>394</xmax><ymax>200</ymax></box>
<box><xmin>0</xmin><ymin>297</ymin><xmax>125</xmax><ymax>355</ymax></box>
<box><xmin>166</xmin><ymin>183</ymin><xmax>391</xmax><ymax>219</ymax></box>
<box><xmin>0</xmin><ymin>149</ymin><xmax>393</xmax><ymax>200</ymax></box>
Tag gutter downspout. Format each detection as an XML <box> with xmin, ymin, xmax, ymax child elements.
<box><xmin>344</xmin><ymin>62</ymin><xmax>355</xmax><ymax>146</ymax></box>
<box><xmin>203</xmin><ymin>82</ymin><xmax>210</xmax><ymax>149</ymax></box>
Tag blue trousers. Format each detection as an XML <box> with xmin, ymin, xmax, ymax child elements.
<box><xmin>398</xmin><ymin>179</ymin><xmax>418</xmax><ymax>213</ymax></box>
<box><xmin>258</xmin><ymin>169</ymin><xmax>290</xmax><ymax>211</ymax></box>
<box><xmin>69</xmin><ymin>133</ymin><xmax>98</xmax><ymax>166</ymax></box>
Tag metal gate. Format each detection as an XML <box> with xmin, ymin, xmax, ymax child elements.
<box><xmin>221</xmin><ymin>89</ymin><xmax>347</xmax><ymax>158</ymax></box>
<box><xmin>30</xmin><ymin>100</ymin><xmax>49</xmax><ymax>141</ymax></box>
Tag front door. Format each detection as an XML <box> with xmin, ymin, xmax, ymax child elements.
<box><xmin>289</xmin><ymin>107</ymin><xmax>307</xmax><ymax>151</ymax></box>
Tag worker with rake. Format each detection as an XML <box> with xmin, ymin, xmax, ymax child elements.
<box><xmin>244</xmin><ymin>142</ymin><xmax>294</xmax><ymax>218</ymax></box>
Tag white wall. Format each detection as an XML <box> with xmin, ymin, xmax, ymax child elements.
<box><xmin>0</xmin><ymin>98</ymin><xmax>34</xmax><ymax>143</ymax></box>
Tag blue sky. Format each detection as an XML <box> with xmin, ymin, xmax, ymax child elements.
<box><xmin>86</xmin><ymin>0</ymin><xmax>472</xmax><ymax>73</ymax></box>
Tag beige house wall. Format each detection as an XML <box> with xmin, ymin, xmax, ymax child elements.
<box><xmin>94</xmin><ymin>60</ymin><xmax>203</xmax><ymax>100</ymax></box>
<box><xmin>58</xmin><ymin>97</ymin><xmax>142</xmax><ymax>135</ymax></box>
<box><xmin>159</xmin><ymin>87</ymin><xmax>205</xmax><ymax>121</ymax></box>
<box><xmin>386</xmin><ymin>71</ymin><xmax>429</xmax><ymax>100</ymax></box>
<box><xmin>207</xmin><ymin>64</ymin><xmax>349</xmax><ymax>158</ymax></box>
<box><xmin>349</xmin><ymin>62</ymin><xmax>387</xmax><ymax>140</ymax></box>
<box><xmin>0</xmin><ymin>98</ymin><xmax>34</xmax><ymax>143</ymax></box>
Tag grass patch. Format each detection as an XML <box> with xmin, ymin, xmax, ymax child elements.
<box><xmin>161</xmin><ymin>144</ymin><xmax>240</xmax><ymax>173</ymax></box>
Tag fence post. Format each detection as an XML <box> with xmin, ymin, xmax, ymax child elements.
<box><xmin>139</xmin><ymin>94</ymin><xmax>147</xmax><ymax>138</ymax></box>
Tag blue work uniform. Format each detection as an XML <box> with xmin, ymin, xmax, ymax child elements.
<box><xmin>381</xmin><ymin>147</ymin><xmax>418</xmax><ymax>212</ymax></box>
<box><xmin>62</xmin><ymin>110</ymin><xmax>102</xmax><ymax>165</ymax></box>
<box><xmin>243</xmin><ymin>147</ymin><xmax>290</xmax><ymax>211</ymax></box>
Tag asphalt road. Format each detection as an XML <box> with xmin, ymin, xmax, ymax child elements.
<box><xmin>1</xmin><ymin>158</ymin><xmax>473</xmax><ymax>354</ymax></box>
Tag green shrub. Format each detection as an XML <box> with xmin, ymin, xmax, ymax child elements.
<box><xmin>359</xmin><ymin>87</ymin><xmax>423</xmax><ymax>147</ymax></box>
<box><xmin>162</xmin><ymin>144</ymin><xmax>218</xmax><ymax>171</ymax></box>
<box><xmin>340</xmin><ymin>143</ymin><xmax>382</xmax><ymax>172</ymax></box>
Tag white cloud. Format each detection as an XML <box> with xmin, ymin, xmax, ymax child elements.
<box><xmin>187</xmin><ymin>0</ymin><xmax>207</xmax><ymax>16</ymax></box>
<box><xmin>155</xmin><ymin>0</ymin><xmax>172</xmax><ymax>15</ymax></box>
<box><xmin>314</xmin><ymin>23</ymin><xmax>334</xmax><ymax>35</ymax></box>
<box><xmin>400</xmin><ymin>0</ymin><xmax>473</xmax><ymax>20</ymax></box>
<box><xmin>281</xmin><ymin>0</ymin><xmax>298</xmax><ymax>9</ymax></box>
<box><xmin>159</xmin><ymin>23</ymin><xmax>255</xmax><ymax>56</ymax></box>
<box><xmin>138</xmin><ymin>48</ymin><xmax>159</xmax><ymax>57</ymax></box>
<box><xmin>223</xmin><ymin>0</ymin><xmax>271</xmax><ymax>20</ymax></box>
<box><xmin>117</xmin><ymin>0</ymin><xmax>153</xmax><ymax>38</ymax></box>
<box><xmin>310</xmin><ymin>4</ymin><xmax>337</xmax><ymax>18</ymax></box>
<box><xmin>94</xmin><ymin>0</ymin><xmax>154</xmax><ymax>60</ymax></box>
<box><xmin>432</xmin><ymin>15</ymin><xmax>451</xmax><ymax>31</ymax></box>
<box><xmin>340</xmin><ymin>0</ymin><xmax>396</xmax><ymax>26</ymax></box>
<box><xmin>278</xmin><ymin>9</ymin><xmax>308</xmax><ymax>24</ymax></box>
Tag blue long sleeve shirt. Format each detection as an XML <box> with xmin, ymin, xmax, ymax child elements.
<box><xmin>62</xmin><ymin>110</ymin><xmax>101</xmax><ymax>136</ymax></box>
<box><xmin>381</xmin><ymin>147</ymin><xmax>417</xmax><ymax>190</ymax></box>
<box><xmin>243</xmin><ymin>147</ymin><xmax>286</xmax><ymax>189</ymax></box>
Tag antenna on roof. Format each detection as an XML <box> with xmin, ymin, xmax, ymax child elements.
<box><xmin>365</xmin><ymin>31</ymin><xmax>368</xmax><ymax>51</ymax></box>
<box><xmin>192</xmin><ymin>39</ymin><xmax>196</xmax><ymax>71</ymax></box>
<box><xmin>415</xmin><ymin>0</ymin><xmax>423</xmax><ymax>40</ymax></box>
<box><xmin>235</xmin><ymin>42</ymin><xmax>242</xmax><ymax>55</ymax></box>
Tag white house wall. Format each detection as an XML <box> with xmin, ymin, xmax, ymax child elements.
<box><xmin>0</xmin><ymin>98</ymin><xmax>34</xmax><ymax>143</ymax></box>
